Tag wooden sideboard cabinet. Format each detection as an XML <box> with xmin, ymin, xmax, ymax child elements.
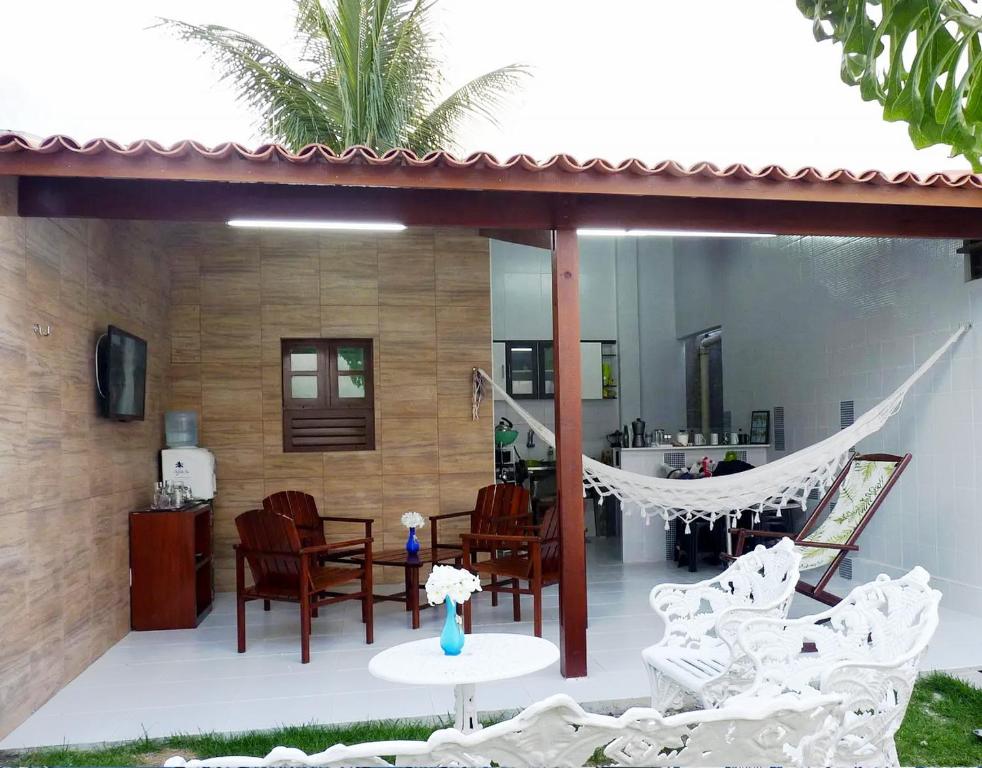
<box><xmin>129</xmin><ymin>502</ymin><xmax>214</xmax><ymax>630</ymax></box>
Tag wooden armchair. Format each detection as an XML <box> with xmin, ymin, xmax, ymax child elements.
<box><xmin>731</xmin><ymin>452</ymin><xmax>911</xmax><ymax>606</ymax></box>
<box><xmin>430</xmin><ymin>483</ymin><xmax>530</xmax><ymax>606</ymax></box>
<box><xmin>461</xmin><ymin>503</ymin><xmax>560</xmax><ymax>637</ymax></box>
<box><xmin>262</xmin><ymin>490</ymin><xmax>373</xmax><ymax>559</ymax></box>
<box><xmin>430</xmin><ymin>483</ymin><xmax>529</xmax><ymax>555</ymax></box>
<box><xmin>235</xmin><ymin>509</ymin><xmax>373</xmax><ymax>663</ymax></box>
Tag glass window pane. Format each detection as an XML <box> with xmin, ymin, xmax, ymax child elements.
<box><xmin>338</xmin><ymin>374</ymin><xmax>366</xmax><ymax>399</ymax></box>
<box><xmin>541</xmin><ymin>344</ymin><xmax>554</xmax><ymax>395</ymax></box>
<box><xmin>290</xmin><ymin>349</ymin><xmax>318</xmax><ymax>372</ymax></box>
<box><xmin>290</xmin><ymin>375</ymin><xmax>318</xmax><ymax>399</ymax></box>
<box><xmin>337</xmin><ymin>347</ymin><xmax>365</xmax><ymax>372</ymax></box>
<box><xmin>509</xmin><ymin>346</ymin><xmax>535</xmax><ymax>395</ymax></box>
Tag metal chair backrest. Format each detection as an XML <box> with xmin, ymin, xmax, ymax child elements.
<box><xmin>236</xmin><ymin>509</ymin><xmax>302</xmax><ymax>591</ymax></box>
<box><xmin>262</xmin><ymin>491</ymin><xmax>325</xmax><ymax>548</ymax></box>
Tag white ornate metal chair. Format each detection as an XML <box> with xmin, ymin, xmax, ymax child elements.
<box><xmin>164</xmin><ymin>691</ymin><xmax>844</xmax><ymax>768</ymax></box>
<box><xmin>732</xmin><ymin>566</ymin><xmax>941</xmax><ymax>768</ymax></box>
<box><xmin>641</xmin><ymin>537</ymin><xmax>801</xmax><ymax>711</ymax></box>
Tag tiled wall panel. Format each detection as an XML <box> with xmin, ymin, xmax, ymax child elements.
<box><xmin>165</xmin><ymin>225</ymin><xmax>493</xmax><ymax>590</ymax></box>
<box><xmin>674</xmin><ymin>235</ymin><xmax>982</xmax><ymax>614</ymax></box>
<box><xmin>0</xmin><ymin>216</ymin><xmax>170</xmax><ymax>738</ymax></box>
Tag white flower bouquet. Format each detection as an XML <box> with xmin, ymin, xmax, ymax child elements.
<box><xmin>425</xmin><ymin>565</ymin><xmax>482</xmax><ymax>606</ymax></box>
<box><xmin>401</xmin><ymin>511</ymin><xmax>425</xmax><ymax>529</ymax></box>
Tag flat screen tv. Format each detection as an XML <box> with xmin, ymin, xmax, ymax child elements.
<box><xmin>96</xmin><ymin>325</ymin><xmax>147</xmax><ymax>421</ymax></box>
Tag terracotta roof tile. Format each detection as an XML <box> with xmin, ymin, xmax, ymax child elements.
<box><xmin>2</xmin><ymin>132</ymin><xmax>980</xmax><ymax>191</ymax></box>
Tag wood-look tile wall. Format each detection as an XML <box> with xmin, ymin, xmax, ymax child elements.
<box><xmin>0</xmin><ymin>215</ymin><xmax>170</xmax><ymax>739</ymax></box>
<box><xmin>164</xmin><ymin>225</ymin><xmax>494</xmax><ymax>589</ymax></box>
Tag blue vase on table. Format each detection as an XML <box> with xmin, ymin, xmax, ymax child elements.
<box><xmin>440</xmin><ymin>596</ymin><xmax>465</xmax><ymax>655</ymax></box>
<box><xmin>405</xmin><ymin>527</ymin><xmax>420</xmax><ymax>555</ymax></box>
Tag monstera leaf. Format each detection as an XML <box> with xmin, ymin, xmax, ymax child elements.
<box><xmin>797</xmin><ymin>0</ymin><xmax>982</xmax><ymax>169</ymax></box>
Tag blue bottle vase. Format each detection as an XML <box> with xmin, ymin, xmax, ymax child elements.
<box><xmin>440</xmin><ymin>596</ymin><xmax>465</xmax><ymax>656</ymax></box>
<box><xmin>405</xmin><ymin>527</ymin><xmax>420</xmax><ymax>554</ymax></box>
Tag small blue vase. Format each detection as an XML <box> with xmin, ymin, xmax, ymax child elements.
<box><xmin>406</xmin><ymin>527</ymin><xmax>420</xmax><ymax>555</ymax></box>
<box><xmin>440</xmin><ymin>596</ymin><xmax>465</xmax><ymax>656</ymax></box>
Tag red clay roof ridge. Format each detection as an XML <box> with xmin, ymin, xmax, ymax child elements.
<box><xmin>1</xmin><ymin>132</ymin><xmax>980</xmax><ymax>189</ymax></box>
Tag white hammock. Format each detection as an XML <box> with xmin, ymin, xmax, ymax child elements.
<box><xmin>477</xmin><ymin>325</ymin><xmax>968</xmax><ymax>526</ymax></box>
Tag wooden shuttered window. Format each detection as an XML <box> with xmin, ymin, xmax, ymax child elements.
<box><xmin>281</xmin><ymin>338</ymin><xmax>375</xmax><ymax>452</ymax></box>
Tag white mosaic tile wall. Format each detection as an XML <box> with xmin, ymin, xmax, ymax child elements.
<box><xmin>673</xmin><ymin>235</ymin><xmax>982</xmax><ymax>614</ymax></box>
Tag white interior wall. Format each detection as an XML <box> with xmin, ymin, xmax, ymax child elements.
<box><xmin>490</xmin><ymin>237</ymin><xmax>622</xmax><ymax>460</ymax></box>
<box><xmin>637</xmin><ymin>238</ymin><xmax>685</xmax><ymax>432</ymax></box>
<box><xmin>674</xmin><ymin>235</ymin><xmax>982</xmax><ymax>614</ymax></box>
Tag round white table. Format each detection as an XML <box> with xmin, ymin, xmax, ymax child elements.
<box><xmin>368</xmin><ymin>633</ymin><xmax>560</xmax><ymax>732</ymax></box>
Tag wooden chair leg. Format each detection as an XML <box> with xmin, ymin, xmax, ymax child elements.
<box><xmin>236</xmin><ymin>550</ymin><xmax>246</xmax><ymax>653</ymax></box>
<box><xmin>512</xmin><ymin>578</ymin><xmax>521</xmax><ymax>622</ymax></box>
<box><xmin>463</xmin><ymin>593</ymin><xmax>473</xmax><ymax>633</ymax></box>
<box><xmin>491</xmin><ymin>572</ymin><xmax>499</xmax><ymax>607</ymax></box>
<box><xmin>363</xmin><ymin>563</ymin><xmax>374</xmax><ymax>644</ymax></box>
<box><xmin>263</xmin><ymin>599</ymin><xmax>270</xmax><ymax>612</ymax></box>
<box><xmin>300</xmin><ymin>556</ymin><xmax>311</xmax><ymax>664</ymax></box>
<box><xmin>532</xmin><ymin>542</ymin><xmax>542</xmax><ymax>637</ymax></box>
<box><xmin>462</xmin><ymin>541</ymin><xmax>473</xmax><ymax>633</ymax></box>
<box><xmin>312</xmin><ymin>604</ymin><xmax>319</xmax><ymax>618</ymax></box>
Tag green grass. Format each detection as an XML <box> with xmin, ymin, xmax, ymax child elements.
<box><xmin>5</xmin><ymin>674</ymin><xmax>980</xmax><ymax>767</ymax></box>
<box><xmin>894</xmin><ymin>672</ymin><xmax>982</xmax><ymax>767</ymax></box>
<box><xmin>2</xmin><ymin>721</ymin><xmax>440</xmax><ymax>767</ymax></box>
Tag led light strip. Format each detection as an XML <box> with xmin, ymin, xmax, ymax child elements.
<box><xmin>228</xmin><ymin>219</ymin><xmax>406</xmax><ymax>232</ymax></box>
<box><xmin>577</xmin><ymin>228</ymin><xmax>776</xmax><ymax>238</ymax></box>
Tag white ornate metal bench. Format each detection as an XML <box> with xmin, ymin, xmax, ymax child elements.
<box><xmin>165</xmin><ymin>567</ymin><xmax>938</xmax><ymax>768</ymax></box>
<box><xmin>642</xmin><ymin>537</ymin><xmax>801</xmax><ymax>711</ymax></box>
<box><xmin>164</xmin><ymin>691</ymin><xmax>844</xmax><ymax>768</ymax></box>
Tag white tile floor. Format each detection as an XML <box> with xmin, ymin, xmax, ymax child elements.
<box><xmin>3</xmin><ymin>540</ymin><xmax>980</xmax><ymax>749</ymax></box>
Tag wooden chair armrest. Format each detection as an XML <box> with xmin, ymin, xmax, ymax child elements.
<box><xmin>729</xmin><ymin>529</ymin><xmax>795</xmax><ymax>539</ymax></box>
<box><xmin>795</xmin><ymin>539</ymin><xmax>859</xmax><ymax>552</ymax></box>
<box><xmin>460</xmin><ymin>532</ymin><xmax>537</xmax><ymax>545</ymax></box>
<box><xmin>320</xmin><ymin>515</ymin><xmax>374</xmax><ymax>526</ymax></box>
<box><xmin>429</xmin><ymin>510</ymin><xmax>474</xmax><ymax>522</ymax></box>
<box><xmin>300</xmin><ymin>538</ymin><xmax>372</xmax><ymax>556</ymax></box>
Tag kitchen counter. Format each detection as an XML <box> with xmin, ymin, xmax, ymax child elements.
<box><xmin>620</xmin><ymin>444</ymin><xmax>771</xmax><ymax>452</ymax></box>
<box><xmin>616</xmin><ymin>443</ymin><xmax>772</xmax><ymax>564</ymax></box>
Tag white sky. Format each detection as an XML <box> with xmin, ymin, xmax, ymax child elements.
<box><xmin>0</xmin><ymin>0</ymin><xmax>966</xmax><ymax>174</ymax></box>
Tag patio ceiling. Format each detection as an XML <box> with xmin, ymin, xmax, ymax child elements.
<box><xmin>3</xmin><ymin>134</ymin><xmax>982</xmax><ymax>237</ymax></box>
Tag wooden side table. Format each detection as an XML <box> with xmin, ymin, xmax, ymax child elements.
<box><xmin>349</xmin><ymin>547</ymin><xmax>462</xmax><ymax>629</ymax></box>
<box><xmin>129</xmin><ymin>502</ymin><xmax>213</xmax><ymax>630</ymax></box>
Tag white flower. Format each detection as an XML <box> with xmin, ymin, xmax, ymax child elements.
<box><xmin>401</xmin><ymin>511</ymin><xmax>425</xmax><ymax>529</ymax></box>
<box><xmin>425</xmin><ymin>565</ymin><xmax>482</xmax><ymax>606</ymax></box>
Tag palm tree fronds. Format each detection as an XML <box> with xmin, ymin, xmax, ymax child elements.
<box><xmin>162</xmin><ymin>1</ymin><xmax>527</xmax><ymax>154</ymax></box>
<box><xmin>408</xmin><ymin>65</ymin><xmax>529</xmax><ymax>154</ymax></box>
<box><xmin>158</xmin><ymin>18</ymin><xmax>345</xmax><ymax>150</ymax></box>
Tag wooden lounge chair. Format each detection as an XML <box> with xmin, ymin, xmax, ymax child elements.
<box><xmin>430</xmin><ymin>483</ymin><xmax>530</xmax><ymax>606</ymax></box>
<box><xmin>461</xmin><ymin>503</ymin><xmax>560</xmax><ymax>637</ymax></box>
<box><xmin>429</xmin><ymin>483</ymin><xmax>530</xmax><ymax>556</ymax></box>
<box><xmin>731</xmin><ymin>452</ymin><xmax>911</xmax><ymax>606</ymax></box>
<box><xmin>234</xmin><ymin>509</ymin><xmax>373</xmax><ymax>663</ymax></box>
<box><xmin>262</xmin><ymin>490</ymin><xmax>373</xmax><ymax>559</ymax></box>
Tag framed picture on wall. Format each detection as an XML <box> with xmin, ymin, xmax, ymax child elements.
<box><xmin>750</xmin><ymin>410</ymin><xmax>770</xmax><ymax>444</ymax></box>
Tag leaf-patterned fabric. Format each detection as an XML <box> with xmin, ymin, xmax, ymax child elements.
<box><xmin>796</xmin><ymin>460</ymin><xmax>895</xmax><ymax>571</ymax></box>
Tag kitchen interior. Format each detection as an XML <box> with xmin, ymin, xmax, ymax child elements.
<box><xmin>488</xmin><ymin>233</ymin><xmax>775</xmax><ymax>571</ymax></box>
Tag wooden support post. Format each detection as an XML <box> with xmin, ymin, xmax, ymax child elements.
<box><xmin>552</xmin><ymin>227</ymin><xmax>587</xmax><ymax>677</ymax></box>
